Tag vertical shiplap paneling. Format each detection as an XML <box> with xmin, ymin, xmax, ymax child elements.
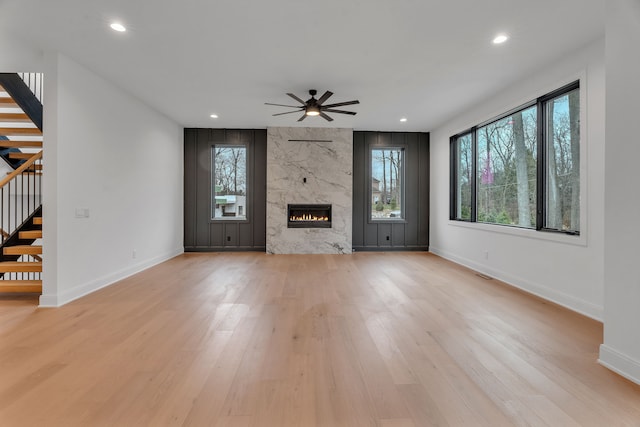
<box><xmin>352</xmin><ymin>131</ymin><xmax>429</xmax><ymax>251</ymax></box>
<box><xmin>184</xmin><ymin>128</ymin><xmax>267</xmax><ymax>251</ymax></box>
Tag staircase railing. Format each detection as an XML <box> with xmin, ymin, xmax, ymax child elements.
<box><xmin>0</xmin><ymin>73</ymin><xmax>43</xmax><ymax>132</ymax></box>
<box><xmin>18</xmin><ymin>73</ymin><xmax>43</xmax><ymax>104</ymax></box>
<box><xmin>0</xmin><ymin>151</ymin><xmax>42</xmax><ymax>245</ymax></box>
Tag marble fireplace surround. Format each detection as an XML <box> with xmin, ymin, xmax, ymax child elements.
<box><xmin>266</xmin><ymin>127</ymin><xmax>353</xmax><ymax>254</ymax></box>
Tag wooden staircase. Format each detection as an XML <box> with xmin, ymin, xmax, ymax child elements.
<box><xmin>0</xmin><ymin>216</ymin><xmax>42</xmax><ymax>293</ymax></box>
<box><xmin>0</xmin><ymin>75</ymin><xmax>43</xmax><ymax>295</ymax></box>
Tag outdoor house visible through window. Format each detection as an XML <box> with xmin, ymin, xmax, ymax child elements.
<box><xmin>212</xmin><ymin>145</ymin><xmax>247</xmax><ymax>220</ymax></box>
<box><xmin>450</xmin><ymin>81</ymin><xmax>580</xmax><ymax>234</ymax></box>
<box><xmin>371</xmin><ymin>148</ymin><xmax>404</xmax><ymax>220</ymax></box>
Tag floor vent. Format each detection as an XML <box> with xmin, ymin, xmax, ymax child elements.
<box><xmin>476</xmin><ymin>273</ymin><xmax>493</xmax><ymax>280</ymax></box>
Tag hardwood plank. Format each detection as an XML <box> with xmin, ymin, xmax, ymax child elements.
<box><xmin>0</xmin><ymin>252</ymin><xmax>638</xmax><ymax>426</ymax></box>
<box><xmin>380</xmin><ymin>419</ymin><xmax>416</xmax><ymax>427</ymax></box>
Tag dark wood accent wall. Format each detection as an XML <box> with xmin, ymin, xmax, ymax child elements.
<box><xmin>352</xmin><ymin>131</ymin><xmax>429</xmax><ymax>251</ymax></box>
<box><xmin>184</xmin><ymin>129</ymin><xmax>267</xmax><ymax>251</ymax></box>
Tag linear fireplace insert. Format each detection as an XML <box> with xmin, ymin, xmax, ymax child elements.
<box><xmin>288</xmin><ymin>204</ymin><xmax>332</xmax><ymax>228</ymax></box>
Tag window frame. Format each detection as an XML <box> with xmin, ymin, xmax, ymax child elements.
<box><xmin>210</xmin><ymin>143</ymin><xmax>250</xmax><ymax>223</ymax></box>
<box><xmin>449</xmin><ymin>80</ymin><xmax>580</xmax><ymax>236</ymax></box>
<box><xmin>369</xmin><ymin>145</ymin><xmax>407</xmax><ymax>223</ymax></box>
<box><xmin>450</xmin><ymin>131</ymin><xmax>476</xmax><ymax>222</ymax></box>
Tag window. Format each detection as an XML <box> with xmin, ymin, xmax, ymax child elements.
<box><xmin>371</xmin><ymin>147</ymin><xmax>404</xmax><ymax>219</ymax></box>
<box><xmin>212</xmin><ymin>145</ymin><xmax>247</xmax><ymax>220</ymax></box>
<box><xmin>477</xmin><ymin>105</ymin><xmax>537</xmax><ymax>228</ymax></box>
<box><xmin>545</xmin><ymin>88</ymin><xmax>580</xmax><ymax>232</ymax></box>
<box><xmin>450</xmin><ymin>81</ymin><xmax>580</xmax><ymax>234</ymax></box>
<box><xmin>452</xmin><ymin>133</ymin><xmax>472</xmax><ymax>220</ymax></box>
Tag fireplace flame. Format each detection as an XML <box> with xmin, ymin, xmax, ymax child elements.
<box><xmin>289</xmin><ymin>214</ymin><xmax>329</xmax><ymax>222</ymax></box>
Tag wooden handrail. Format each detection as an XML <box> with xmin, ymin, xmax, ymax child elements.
<box><xmin>0</xmin><ymin>150</ymin><xmax>42</xmax><ymax>189</ymax></box>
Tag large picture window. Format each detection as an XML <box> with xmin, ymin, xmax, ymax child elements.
<box><xmin>450</xmin><ymin>81</ymin><xmax>580</xmax><ymax>234</ymax></box>
<box><xmin>371</xmin><ymin>147</ymin><xmax>404</xmax><ymax>219</ymax></box>
<box><xmin>212</xmin><ymin>145</ymin><xmax>247</xmax><ymax>220</ymax></box>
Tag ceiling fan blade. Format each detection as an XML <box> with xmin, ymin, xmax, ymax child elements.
<box><xmin>316</xmin><ymin>91</ymin><xmax>333</xmax><ymax>105</ymax></box>
<box><xmin>322</xmin><ymin>100</ymin><xmax>360</xmax><ymax>108</ymax></box>
<box><xmin>322</xmin><ymin>108</ymin><xmax>357</xmax><ymax>115</ymax></box>
<box><xmin>287</xmin><ymin>93</ymin><xmax>307</xmax><ymax>105</ymax></box>
<box><xmin>319</xmin><ymin>112</ymin><xmax>334</xmax><ymax>122</ymax></box>
<box><xmin>272</xmin><ymin>110</ymin><xmax>304</xmax><ymax>116</ymax></box>
<box><xmin>265</xmin><ymin>103</ymin><xmax>303</xmax><ymax>108</ymax></box>
<box><xmin>297</xmin><ymin>113</ymin><xmax>307</xmax><ymax>122</ymax></box>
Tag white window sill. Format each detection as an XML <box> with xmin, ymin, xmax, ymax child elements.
<box><xmin>448</xmin><ymin>220</ymin><xmax>587</xmax><ymax>247</ymax></box>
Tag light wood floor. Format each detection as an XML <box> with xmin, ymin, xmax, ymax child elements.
<box><xmin>1</xmin><ymin>252</ymin><xmax>639</xmax><ymax>426</ymax></box>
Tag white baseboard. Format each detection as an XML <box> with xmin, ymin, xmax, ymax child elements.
<box><xmin>38</xmin><ymin>247</ymin><xmax>184</xmax><ymax>307</ymax></box>
<box><xmin>599</xmin><ymin>344</ymin><xmax>640</xmax><ymax>386</ymax></box>
<box><xmin>429</xmin><ymin>246</ymin><xmax>603</xmax><ymax>321</ymax></box>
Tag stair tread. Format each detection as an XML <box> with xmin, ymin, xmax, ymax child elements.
<box><xmin>0</xmin><ymin>113</ymin><xmax>30</xmax><ymax>122</ymax></box>
<box><xmin>0</xmin><ymin>127</ymin><xmax>42</xmax><ymax>136</ymax></box>
<box><xmin>3</xmin><ymin>245</ymin><xmax>43</xmax><ymax>255</ymax></box>
<box><xmin>19</xmin><ymin>230</ymin><xmax>42</xmax><ymax>239</ymax></box>
<box><xmin>0</xmin><ymin>261</ymin><xmax>42</xmax><ymax>265</ymax></box>
<box><xmin>0</xmin><ymin>140</ymin><xmax>43</xmax><ymax>148</ymax></box>
<box><xmin>8</xmin><ymin>152</ymin><xmax>37</xmax><ymax>159</ymax></box>
<box><xmin>0</xmin><ymin>98</ymin><xmax>18</xmax><ymax>107</ymax></box>
<box><xmin>0</xmin><ymin>279</ymin><xmax>42</xmax><ymax>284</ymax></box>
<box><xmin>0</xmin><ymin>261</ymin><xmax>42</xmax><ymax>272</ymax></box>
<box><xmin>0</xmin><ymin>280</ymin><xmax>42</xmax><ymax>293</ymax></box>
<box><xmin>33</xmin><ymin>217</ymin><xmax>42</xmax><ymax>225</ymax></box>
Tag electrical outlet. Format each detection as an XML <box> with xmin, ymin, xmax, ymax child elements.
<box><xmin>132</xmin><ymin>249</ymin><xmax>137</xmax><ymax>259</ymax></box>
<box><xmin>483</xmin><ymin>251</ymin><xmax>489</xmax><ymax>260</ymax></box>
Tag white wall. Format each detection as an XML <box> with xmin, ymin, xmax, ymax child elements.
<box><xmin>429</xmin><ymin>39</ymin><xmax>605</xmax><ymax>320</ymax></box>
<box><xmin>599</xmin><ymin>0</ymin><xmax>640</xmax><ymax>385</ymax></box>
<box><xmin>0</xmin><ymin>33</ymin><xmax>44</xmax><ymax>72</ymax></box>
<box><xmin>40</xmin><ymin>53</ymin><xmax>183</xmax><ymax>306</ymax></box>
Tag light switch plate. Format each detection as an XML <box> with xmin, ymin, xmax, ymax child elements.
<box><xmin>75</xmin><ymin>208</ymin><xmax>89</xmax><ymax>218</ymax></box>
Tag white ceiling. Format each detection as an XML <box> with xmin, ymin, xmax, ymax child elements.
<box><xmin>0</xmin><ymin>0</ymin><xmax>605</xmax><ymax>132</ymax></box>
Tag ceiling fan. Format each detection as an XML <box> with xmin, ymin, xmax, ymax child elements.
<box><xmin>265</xmin><ymin>89</ymin><xmax>359</xmax><ymax>122</ymax></box>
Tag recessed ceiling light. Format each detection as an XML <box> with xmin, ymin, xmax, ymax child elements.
<box><xmin>110</xmin><ymin>22</ymin><xmax>126</xmax><ymax>32</ymax></box>
<box><xmin>210</xmin><ymin>114</ymin><xmax>218</xmax><ymax>119</ymax></box>
<box><xmin>493</xmin><ymin>33</ymin><xmax>508</xmax><ymax>44</ymax></box>
<box><xmin>400</xmin><ymin>118</ymin><xmax>407</xmax><ymax>122</ymax></box>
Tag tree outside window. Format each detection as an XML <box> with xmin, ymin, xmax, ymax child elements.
<box><xmin>450</xmin><ymin>82</ymin><xmax>580</xmax><ymax>234</ymax></box>
<box><xmin>212</xmin><ymin>146</ymin><xmax>247</xmax><ymax>220</ymax></box>
<box><xmin>371</xmin><ymin>148</ymin><xmax>404</xmax><ymax>219</ymax></box>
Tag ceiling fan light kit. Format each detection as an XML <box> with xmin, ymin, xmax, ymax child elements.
<box><xmin>305</xmin><ymin>105</ymin><xmax>320</xmax><ymax>116</ymax></box>
<box><xmin>266</xmin><ymin>89</ymin><xmax>359</xmax><ymax>122</ymax></box>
